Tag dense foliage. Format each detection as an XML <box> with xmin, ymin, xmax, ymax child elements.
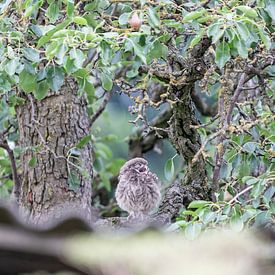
<box><xmin>0</xmin><ymin>0</ymin><xmax>274</xmax><ymax>235</ymax></box>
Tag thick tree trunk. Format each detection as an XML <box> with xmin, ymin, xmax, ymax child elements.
<box><xmin>16</xmin><ymin>79</ymin><xmax>93</xmax><ymax>225</ymax></box>
<box><xmin>168</xmin><ymin>85</ymin><xmax>210</xmax><ymax>204</ymax></box>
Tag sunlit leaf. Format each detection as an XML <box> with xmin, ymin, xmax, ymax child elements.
<box><xmin>215</xmin><ymin>41</ymin><xmax>230</xmax><ymax>68</ymax></box>
<box><xmin>164</xmin><ymin>158</ymin><xmax>174</xmax><ymax>181</ymax></box>
<box><xmin>188</xmin><ymin>200</ymin><xmax>209</xmax><ymax>209</ymax></box>
<box><xmin>19</xmin><ymin>70</ymin><xmax>37</xmax><ymax>93</ymax></box>
<box><xmin>34</xmin><ymin>80</ymin><xmax>49</xmax><ymax>100</ymax></box>
<box><xmin>236</xmin><ymin>6</ymin><xmax>258</xmax><ymax>18</ymax></box>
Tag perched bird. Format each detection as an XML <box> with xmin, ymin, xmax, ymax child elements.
<box><xmin>115</xmin><ymin>157</ymin><xmax>161</xmax><ymax>220</ymax></box>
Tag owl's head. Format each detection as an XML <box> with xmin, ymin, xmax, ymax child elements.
<box><xmin>119</xmin><ymin>157</ymin><xmax>148</xmax><ymax>176</ymax></box>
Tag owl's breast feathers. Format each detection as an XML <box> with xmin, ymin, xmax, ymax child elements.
<box><xmin>115</xmin><ymin>171</ymin><xmax>161</xmax><ymax>215</ymax></box>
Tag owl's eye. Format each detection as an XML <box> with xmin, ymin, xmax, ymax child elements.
<box><xmin>138</xmin><ymin>166</ymin><xmax>146</xmax><ymax>172</ymax></box>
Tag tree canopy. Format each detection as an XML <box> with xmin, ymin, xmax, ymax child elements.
<box><xmin>0</xmin><ymin>0</ymin><xmax>274</xmax><ymax>235</ymax></box>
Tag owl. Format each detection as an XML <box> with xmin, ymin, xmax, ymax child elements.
<box><xmin>115</xmin><ymin>157</ymin><xmax>161</xmax><ymax>221</ymax></box>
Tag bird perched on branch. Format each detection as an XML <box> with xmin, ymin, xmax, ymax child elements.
<box><xmin>115</xmin><ymin>157</ymin><xmax>161</xmax><ymax>221</ymax></box>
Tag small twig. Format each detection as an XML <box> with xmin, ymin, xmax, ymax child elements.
<box><xmin>192</xmin><ymin>129</ymin><xmax>223</xmax><ymax>164</ymax></box>
<box><xmin>226</xmin><ymin>73</ymin><xmax>247</xmax><ymax>126</ymax></box>
<box><xmin>0</xmin><ymin>141</ymin><xmax>20</xmax><ymax>202</ymax></box>
<box><xmin>241</xmin><ymin>85</ymin><xmax>260</xmax><ymax>91</ymax></box>
<box><xmin>89</xmin><ymin>91</ymin><xmax>112</xmax><ymax>127</ymax></box>
<box><xmin>190</xmin><ymin>114</ymin><xmax>219</xmax><ymax>129</ymax></box>
<box><xmin>228</xmin><ymin>185</ymin><xmax>253</xmax><ymax>204</ymax></box>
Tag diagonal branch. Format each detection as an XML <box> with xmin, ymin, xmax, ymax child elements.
<box><xmin>225</xmin><ymin>73</ymin><xmax>247</xmax><ymax>125</ymax></box>
<box><xmin>0</xmin><ymin>136</ymin><xmax>20</xmax><ymax>203</ymax></box>
<box><xmin>89</xmin><ymin>91</ymin><xmax>112</xmax><ymax>127</ymax></box>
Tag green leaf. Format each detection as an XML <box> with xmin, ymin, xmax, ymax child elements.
<box><xmin>230</xmin><ymin>213</ymin><xmax>244</xmax><ymax>232</ymax></box>
<box><xmin>234</xmin><ymin>37</ymin><xmax>248</xmax><ymax>58</ymax></box>
<box><xmin>45</xmin><ymin>41</ymin><xmax>61</xmax><ymax>59</ymax></box>
<box><xmin>225</xmin><ymin>29</ymin><xmax>235</xmax><ymax>42</ymax></box>
<box><xmin>24</xmin><ymin>0</ymin><xmax>43</xmax><ymax>17</ymax></box>
<box><xmin>257</xmin><ymin>26</ymin><xmax>271</xmax><ymax>49</ymax></box>
<box><xmin>148</xmin><ymin>7</ymin><xmax>160</xmax><ymax>27</ymax></box>
<box><xmin>201</xmin><ymin>210</ymin><xmax>217</xmax><ymax>224</ymax></box>
<box><xmin>34</xmin><ymin>80</ymin><xmax>49</xmax><ymax>100</ymax></box>
<box><xmin>118</xmin><ymin>12</ymin><xmax>131</xmax><ymax>26</ymax></box>
<box><xmin>237</xmin><ymin>161</ymin><xmax>250</xmax><ymax>179</ymax></box>
<box><xmin>22</xmin><ymin>47</ymin><xmax>40</xmax><ymax>62</ymax></box>
<box><xmin>83</xmin><ymin>78</ymin><xmax>95</xmax><ymax>102</ymax></box>
<box><xmin>223</xmin><ymin>204</ymin><xmax>231</xmax><ymax>215</ymax></box>
<box><xmin>183</xmin><ymin>9</ymin><xmax>205</xmax><ymax>22</ymax></box>
<box><xmin>5</xmin><ymin>58</ymin><xmax>19</xmax><ymax>76</ymax></box>
<box><xmin>28</xmin><ymin>156</ymin><xmax>37</xmax><ymax>167</ymax></box>
<box><xmin>73</xmin><ymin>16</ymin><xmax>88</xmax><ymax>26</ymax></box>
<box><xmin>185</xmin><ymin>223</ymin><xmax>202</xmax><ymax>240</ymax></box>
<box><xmin>236</xmin><ymin>6</ymin><xmax>258</xmax><ymax>18</ymax></box>
<box><xmin>236</xmin><ymin>22</ymin><xmax>251</xmax><ymax>43</ymax></box>
<box><xmin>47</xmin><ymin>67</ymin><xmax>65</xmax><ymax>91</ymax></box>
<box><xmin>207</xmin><ymin>22</ymin><xmax>224</xmax><ymax>43</ymax></box>
<box><xmin>126</xmin><ymin>38</ymin><xmax>147</xmax><ymax>64</ymax></box>
<box><xmin>46</xmin><ymin>3</ymin><xmax>60</xmax><ymax>23</ymax></box>
<box><xmin>100</xmin><ymin>72</ymin><xmax>113</xmax><ymax>91</ymax></box>
<box><xmin>76</xmin><ymin>135</ymin><xmax>91</xmax><ymax>149</ymax></box>
<box><xmin>246</xmin><ymin>178</ymin><xmax>259</xmax><ymax>185</ymax></box>
<box><xmin>68</xmin><ymin>172</ymin><xmax>80</xmax><ymax>191</ymax></box>
<box><xmin>55</xmin><ymin>43</ymin><xmax>68</xmax><ymax>64</ymax></box>
<box><xmin>37</xmin><ymin>19</ymin><xmax>71</xmax><ymax>48</ymax></box>
<box><xmin>19</xmin><ymin>70</ymin><xmax>37</xmax><ymax>93</ymax></box>
<box><xmin>242</xmin><ymin>176</ymin><xmax>255</xmax><ymax>183</ymax></box>
<box><xmin>100</xmin><ymin>40</ymin><xmax>114</xmax><ymax>65</ymax></box>
<box><xmin>263</xmin><ymin>186</ymin><xmax>275</xmax><ymax>205</ymax></box>
<box><xmin>188</xmin><ymin>200</ymin><xmax>209</xmax><ymax>209</ymax></box>
<box><xmin>215</xmin><ymin>41</ymin><xmax>230</xmax><ymax>68</ymax></box>
<box><xmin>70</xmin><ymin>48</ymin><xmax>86</xmax><ymax>68</ymax></box>
<box><xmin>251</xmin><ymin>181</ymin><xmax>263</xmax><ymax>198</ymax></box>
<box><xmin>66</xmin><ymin>0</ymin><xmax>74</xmax><ymax>17</ymax></box>
<box><xmin>265</xmin><ymin>1</ymin><xmax>275</xmax><ymax>22</ymax></box>
<box><xmin>190</xmin><ymin>29</ymin><xmax>205</xmax><ymax>48</ymax></box>
<box><xmin>243</xmin><ymin>142</ymin><xmax>257</xmax><ymax>153</ymax></box>
<box><xmin>164</xmin><ymin>158</ymin><xmax>174</xmax><ymax>181</ymax></box>
<box><xmin>147</xmin><ymin>40</ymin><xmax>168</xmax><ymax>61</ymax></box>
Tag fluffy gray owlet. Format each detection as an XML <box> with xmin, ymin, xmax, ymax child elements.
<box><xmin>115</xmin><ymin>157</ymin><xmax>161</xmax><ymax>220</ymax></box>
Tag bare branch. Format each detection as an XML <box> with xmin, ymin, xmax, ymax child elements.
<box><xmin>226</xmin><ymin>73</ymin><xmax>247</xmax><ymax>125</ymax></box>
<box><xmin>0</xmin><ymin>140</ymin><xmax>20</xmax><ymax>203</ymax></box>
<box><xmin>228</xmin><ymin>186</ymin><xmax>253</xmax><ymax>204</ymax></box>
<box><xmin>89</xmin><ymin>91</ymin><xmax>112</xmax><ymax>127</ymax></box>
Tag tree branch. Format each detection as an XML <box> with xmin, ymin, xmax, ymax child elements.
<box><xmin>128</xmin><ymin>107</ymin><xmax>171</xmax><ymax>158</ymax></box>
<box><xmin>89</xmin><ymin>91</ymin><xmax>112</xmax><ymax>127</ymax></box>
<box><xmin>0</xmin><ymin>139</ymin><xmax>20</xmax><ymax>203</ymax></box>
<box><xmin>225</xmin><ymin>73</ymin><xmax>247</xmax><ymax>125</ymax></box>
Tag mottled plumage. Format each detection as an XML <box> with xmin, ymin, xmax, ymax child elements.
<box><xmin>115</xmin><ymin>157</ymin><xmax>161</xmax><ymax>220</ymax></box>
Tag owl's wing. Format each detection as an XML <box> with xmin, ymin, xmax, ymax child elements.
<box><xmin>148</xmin><ymin>171</ymin><xmax>161</xmax><ymax>186</ymax></box>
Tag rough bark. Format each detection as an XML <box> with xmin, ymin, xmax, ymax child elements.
<box><xmin>162</xmin><ymin>39</ymin><xmax>212</xmax><ymax>212</ymax></box>
<box><xmin>168</xmin><ymin>85</ymin><xmax>210</xmax><ymax>205</ymax></box>
<box><xmin>16</xmin><ymin>78</ymin><xmax>93</xmax><ymax>225</ymax></box>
